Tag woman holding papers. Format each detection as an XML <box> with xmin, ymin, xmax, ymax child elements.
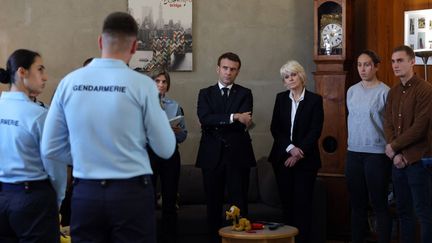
<box><xmin>148</xmin><ymin>69</ymin><xmax>187</xmax><ymax>243</ymax></box>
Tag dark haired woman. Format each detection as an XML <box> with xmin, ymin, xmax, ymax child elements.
<box><xmin>148</xmin><ymin>69</ymin><xmax>187</xmax><ymax>243</ymax></box>
<box><xmin>0</xmin><ymin>49</ymin><xmax>61</xmax><ymax>242</ymax></box>
<box><xmin>345</xmin><ymin>50</ymin><xmax>392</xmax><ymax>243</ymax></box>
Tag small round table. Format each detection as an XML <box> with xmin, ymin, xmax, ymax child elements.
<box><xmin>219</xmin><ymin>225</ymin><xmax>299</xmax><ymax>243</ymax></box>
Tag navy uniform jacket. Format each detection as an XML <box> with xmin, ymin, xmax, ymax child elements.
<box><xmin>196</xmin><ymin>83</ymin><xmax>256</xmax><ymax>169</ymax></box>
<box><xmin>268</xmin><ymin>90</ymin><xmax>324</xmax><ymax>170</ymax></box>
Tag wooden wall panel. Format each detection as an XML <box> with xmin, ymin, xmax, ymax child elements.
<box><xmin>404</xmin><ymin>0</ymin><xmax>431</xmax><ymax>9</ymax></box>
<box><xmin>359</xmin><ymin>0</ymin><xmax>432</xmax><ymax>85</ymax></box>
<box><xmin>369</xmin><ymin>0</ymin><xmax>397</xmax><ymax>86</ymax></box>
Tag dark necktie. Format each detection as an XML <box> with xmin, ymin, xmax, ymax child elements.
<box><xmin>222</xmin><ymin>87</ymin><xmax>229</xmax><ymax>100</ymax></box>
<box><xmin>222</xmin><ymin>87</ymin><xmax>229</xmax><ymax>109</ymax></box>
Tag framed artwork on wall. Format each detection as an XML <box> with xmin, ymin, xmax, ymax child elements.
<box><xmin>128</xmin><ymin>0</ymin><xmax>193</xmax><ymax>72</ymax></box>
<box><xmin>404</xmin><ymin>9</ymin><xmax>432</xmax><ymax>65</ymax></box>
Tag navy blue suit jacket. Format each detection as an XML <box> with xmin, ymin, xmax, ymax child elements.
<box><xmin>268</xmin><ymin>89</ymin><xmax>324</xmax><ymax>170</ymax></box>
<box><xmin>196</xmin><ymin>83</ymin><xmax>256</xmax><ymax>169</ymax></box>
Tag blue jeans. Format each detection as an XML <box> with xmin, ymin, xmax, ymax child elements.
<box><xmin>392</xmin><ymin>161</ymin><xmax>432</xmax><ymax>243</ymax></box>
<box><xmin>345</xmin><ymin>151</ymin><xmax>392</xmax><ymax>243</ymax></box>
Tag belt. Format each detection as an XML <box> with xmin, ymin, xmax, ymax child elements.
<box><xmin>73</xmin><ymin>175</ymin><xmax>152</xmax><ymax>187</ymax></box>
<box><xmin>0</xmin><ymin>179</ymin><xmax>51</xmax><ymax>192</ymax></box>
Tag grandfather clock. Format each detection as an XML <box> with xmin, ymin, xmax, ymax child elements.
<box><xmin>313</xmin><ymin>0</ymin><xmax>353</xmax><ymax>175</ymax></box>
<box><xmin>313</xmin><ymin>0</ymin><xmax>354</xmax><ymax>240</ymax></box>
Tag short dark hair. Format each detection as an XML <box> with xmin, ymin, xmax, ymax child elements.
<box><xmin>102</xmin><ymin>12</ymin><xmax>138</xmax><ymax>37</ymax></box>
<box><xmin>393</xmin><ymin>45</ymin><xmax>415</xmax><ymax>60</ymax></box>
<box><xmin>0</xmin><ymin>49</ymin><xmax>40</xmax><ymax>84</ymax></box>
<box><xmin>358</xmin><ymin>49</ymin><xmax>381</xmax><ymax>66</ymax></box>
<box><xmin>217</xmin><ymin>52</ymin><xmax>241</xmax><ymax>69</ymax></box>
<box><xmin>150</xmin><ymin>69</ymin><xmax>171</xmax><ymax>91</ymax></box>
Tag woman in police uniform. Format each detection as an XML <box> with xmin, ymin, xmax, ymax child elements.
<box><xmin>0</xmin><ymin>49</ymin><xmax>60</xmax><ymax>242</ymax></box>
<box><xmin>148</xmin><ymin>69</ymin><xmax>187</xmax><ymax>243</ymax></box>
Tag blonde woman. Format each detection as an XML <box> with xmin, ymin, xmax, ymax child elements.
<box><xmin>268</xmin><ymin>60</ymin><xmax>324</xmax><ymax>243</ymax></box>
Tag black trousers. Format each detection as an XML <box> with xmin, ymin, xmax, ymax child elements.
<box><xmin>202</xmin><ymin>160</ymin><xmax>250</xmax><ymax>243</ymax></box>
<box><xmin>70</xmin><ymin>176</ymin><xmax>155</xmax><ymax>243</ymax></box>
<box><xmin>0</xmin><ymin>180</ymin><xmax>59</xmax><ymax>243</ymax></box>
<box><xmin>149</xmin><ymin>148</ymin><xmax>181</xmax><ymax>243</ymax></box>
<box><xmin>345</xmin><ymin>151</ymin><xmax>392</xmax><ymax>243</ymax></box>
<box><xmin>60</xmin><ymin>165</ymin><xmax>73</xmax><ymax>226</ymax></box>
<box><xmin>272</xmin><ymin>162</ymin><xmax>317</xmax><ymax>243</ymax></box>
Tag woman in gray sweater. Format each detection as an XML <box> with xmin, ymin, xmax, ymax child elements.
<box><xmin>345</xmin><ymin>50</ymin><xmax>392</xmax><ymax>243</ymax></box>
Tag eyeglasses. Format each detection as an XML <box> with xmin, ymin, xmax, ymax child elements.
<box><xmin>283</xmin><ymin>72</ymin><xmax>297</xmax><ymax>79</ymax></box>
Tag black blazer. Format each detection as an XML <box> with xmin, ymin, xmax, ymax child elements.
<box><xmin>196</xmin><ymin>83</ymin><xmax>256</xmax><ymax>169</ymax></box>
<box><xmin>268</xmin><ymin>89</ymin><xmax>324</xmax><ymax>170</ymax></box>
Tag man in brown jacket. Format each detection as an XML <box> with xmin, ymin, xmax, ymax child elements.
<box><xmin>384</xmin><ymin>45</ymin><xmax>432</xmax><ymax>243</ymax></box>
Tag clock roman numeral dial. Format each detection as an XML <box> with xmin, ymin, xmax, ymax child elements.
<box><xmin>321</xmin><ymin>23</ymin><xmax>343</xmax><ymax>48</ymax></box>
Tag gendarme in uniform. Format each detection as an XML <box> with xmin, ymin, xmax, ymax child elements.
<box><xmin>41</xmin><ymin>58</ymin><xmax>176</xmax><ymax>242</ymax></box>
<box><xmin>0</xmin><ymin>91</ymin><xmax>64</xmax><ymax>242</ymax></box>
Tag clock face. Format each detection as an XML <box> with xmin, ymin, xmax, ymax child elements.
<box><xmin>321</xmin><ymin>23</ymin><xmax>343</xmax><ymax>48</ymax></box>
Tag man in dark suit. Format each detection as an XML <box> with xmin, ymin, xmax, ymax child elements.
<box><xmin>196</xmin><ymin>52</ymin><xmax>256</xmax><ymax>243</ymax></box>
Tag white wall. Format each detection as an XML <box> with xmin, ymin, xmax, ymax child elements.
<box><xmin>0</xmin><ymin>0</ymin><xmax>315</xmax><ymax>164</ymax></box>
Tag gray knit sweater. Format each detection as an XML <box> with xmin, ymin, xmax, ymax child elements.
<box><xmin>346</xmin><ymin>82</ymin><xmax>389</xmax><ymax>153</ymax></box>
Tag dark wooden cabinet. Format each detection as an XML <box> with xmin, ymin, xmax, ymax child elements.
<box><xmin>314</xmin><ymin>71</ymin><xmax>348</xmax><ymax>175</ymax></box>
